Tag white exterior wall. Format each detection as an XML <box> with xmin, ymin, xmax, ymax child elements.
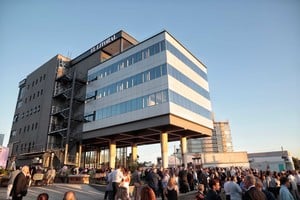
<box><xmin>165</xmin><ymin>33</ymin><xmax>207</xmax><ymax>74</ymax></box>
<box><xmin>201</xmin><ymin>152</ymin><xmax>249</xmax><ymax>168</ymax></box>
<box><xmin>84</xmin><ymin>31</ymin><xmax>213</xmax><ymax>132</ymax></box>
<box><xmin>166</xmin><ymin>34</ymin><xmax>213</xmax><ymax>129</ymax></box>
<box><xmin>248</xmin><ymin>151</ymin><xmax>295</xmax><ymax>172</ymax></box>
<box><xmin>84</xmin><ymin>33</ymin><xmax>169</xmax><ymax>132</ymax></box>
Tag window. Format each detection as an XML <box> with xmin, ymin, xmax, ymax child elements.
<box><xmin>13</xmin><ymin>114</ymin><xmax>19</xmax><ymax>123</ymax></box>
<box><xmin>85</xmin><ymin>91</ymin><xmax>96</xmax><ymax>102</ymax></box>
<box><xmin>156</xmin><ymin>92</ymin><xmax>162</xmax><ymax>104</ymax></box>
<box><xmin>87</xmin><ymin>41</ymin><xmax>166</xmax><ymax>83</ymax></box>
<box><xmin>148</xmin><ymin>94</ymin><xmax>156</xmax><ymax>106</ymax></box>
<box><xmin>28</xmin><ymin>142</ymin><xmax>31</xmax><ymax>152</ymax></box>
<box><xmin>11</xmin><ymin>130</ymin><xmax>16</xmax><ymax>136</ymax></box>
<box><xmin>90</xmin><ymin>90</ymin><xmax>169</xmax><ymax>122</ymax></box>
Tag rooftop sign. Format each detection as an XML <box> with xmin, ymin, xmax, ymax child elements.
<box><xmin>71</xmin><ymin>31</ymin><xmax>122</xmax><ymax>65</ymax></box>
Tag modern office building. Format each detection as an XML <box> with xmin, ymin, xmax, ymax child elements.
<box><xmin>188</xmin><ymin>121</ymin><xmax>233</xmax><ymax>153</ymax></box>
<box><xmin>8</xmin><ymin>30</ymin><xmax>213</xmax><ymax>169</ymax></box>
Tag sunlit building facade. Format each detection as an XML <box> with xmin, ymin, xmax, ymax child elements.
<box><xmin>8</xmin><ymin>30</ymin><xmax>213</xmax><ymax>168</ymax></box>
<box><xmin>188</xmin><ymin>121</ymin><xmax>233</xmax><ymax>153</ymax></box>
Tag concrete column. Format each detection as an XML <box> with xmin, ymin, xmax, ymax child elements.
<box><xmin>78</xmin><ymin>143</ymin><xmax>82</xmax><ymax>167</ymax></box>
<box><xmin>180</xmin><ymin>136</ymin><xmax>188</xmax><ymax>168</ymax></box>
<box><xmin>97</xmin><ymin>148</ymin><xmax>101</xmax><ymax>168</ymax></box>
<box><xmin>131</xmin><ymin>144</ymin><xmax>138</xmax><ymax>164</ymax></box>
<box><xmin>160</xmin><ymin>132</ymin><xmax>168</xmax><ymax>169</ymax></box>
<box><xmin>109</xmin><ymin>140</ymin><xmax>116</xmax><ymax>169</ymax></box>
<box><xmin>64</xmin><ymin>144</ymin><xmax>69</xmax><ymax>165</ymax></box>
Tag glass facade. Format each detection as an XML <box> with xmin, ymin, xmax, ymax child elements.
<box><xmin>86</xmin><ymin>63</ymin><xmax>210</xmax><ymax>103</ymax></box>
<box><xmin>85</xmin><ymin>90</ymin><xmax>168</xmax><ymax>122</ymax></box>
<box><xmin>84</xmin><ymin>89</ymin><xmax>211</xmax><ymax>122</ymax></box>
<box><xmin>168</xmin><ymin>64</ymin><xmax>210</xmax><ymax>100</ymax></box>
<box><xmin>85</xmin><ymin>36</ymin><xmax>212</xmax><ymax>125</ymax></box>
<box><xmin>86</xmin><ymin>64</ymin><xmax>167</xmax><ymax>103</ymax></box>
<box><xmin>169</xmin><ymin>90</ymin><xmax>211</xmax><ymax>119</ymax></box>
<box><xmin>166</xmin><ymin>41</ymin><xmax>207</xmax><ymax>81</ymax></box>
<box><xmin>87</xmin><ymin>41</ymin><xmax>166</xmax><ymax>82</ymax></box>
<box><xmin>188</xmin><ymin>121</ymin><xmax>233</xmax><ymax>153</ymax></box>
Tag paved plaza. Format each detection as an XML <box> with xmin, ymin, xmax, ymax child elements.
<box><xmin>0</xmin><ymin>184</ymin><xmax>103</xmax><ymax>200</ymax></box>
<box><xmin>0</xmin><ymin>183</ymin><xmax>197</xmax><ymax>200</ymax></box>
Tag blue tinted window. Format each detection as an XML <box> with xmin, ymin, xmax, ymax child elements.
<box><xmin>88</xmin><ymin>41</ymin><xmax>166</xmax><ymax>83</ymax></box>
<box><xmin>167</xmin><ymin>64</ymin><xmax>210</xmax><ymax>100</ymax></box>
<box><xmin>88</xmin><ymin>90</ymin><xmax>168</xmax><ymax>122</ymax></box>
<box><xmin>166</xmin><ymin>41</ymin><xmax>207</xmax><ymax>81</ymax></box>
<box><xmin>86</xmin><ymin>64</ymin><xmax>167</xmax><ymax>101</ymax></box>
<box><xmin>169</xmin><ymin>90</ymin><xmax>211</xmax><ymax>119</ymax></box>
<box><xmin>84</xmin><ymin>88</ymin><xmax>210</xmax><ymax>123</ymax></box>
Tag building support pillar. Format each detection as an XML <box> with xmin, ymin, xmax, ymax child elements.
<box><xmin>78</xmin><ymin>143</ymin><xmax>82</xmax><ymax>167</ymax></box>
<box><xmin>131</xmin><ymin>144</ymin><xmax>138</xmax><ymax>164</ymax></box>
<box><xmin>180</xmin><ymin>136</ymin><xmax>188</xmax><ymax>168</ymax></box>
<box><xmin>109</xmin><ymin>140</ymin><xmax>116</xmax><ymax>169</ymax></box>
<box><xmin>97</xmin><ymin>147</ymin><xmax>101</xmax><ymax>168</ymax></box>
<box><xmin>160</xmin><ymin>132</ymin><xmax>168</xmax><ymax>169</ymax></box>
<box><xmin>64</xmin><ymin>144</ymin><xmax>68</xmax><ymax>165</ymax></box>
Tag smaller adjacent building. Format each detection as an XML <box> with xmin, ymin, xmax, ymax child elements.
<box><xmin>188</xmin><ymin>121</ymin><xmax>233</xmax><ymax>153</ymax></box>
<box><xmin>172</xmin><ymin>120</ymin><xmax>247</xmax><ymax>168</ymax></box>
<box><xmin>248</xmin><ymin>150</ymin><xmax>295</xmax><ymax>172</ymax></box>
<box><xmin>0</xmin><ymin>146</ymin><xmax>9</xmax><ymax>168</ymax></box>
<box><xmin>168</xmin><ymin>151</ymin><xmax>249</xmax><ymax>168</ymax></box>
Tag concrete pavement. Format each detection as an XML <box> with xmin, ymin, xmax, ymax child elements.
<box><xmin>0</xmin><ymin>184</ymin><xmax>104</xmax><ymax>200</ymax></box>
<box><xmin>0</xmin><ymin>184</ymin><xmax>198</xmax><ymax>200</ymax></box>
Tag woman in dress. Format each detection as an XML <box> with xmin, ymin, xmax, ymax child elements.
<box><xmin>118</xmin><ymin>168</ymin><xmax>131</xmax><ymax>200</ymax></box>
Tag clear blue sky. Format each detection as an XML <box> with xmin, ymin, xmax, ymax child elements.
<box><xmin>1</xmin><ymin>0</ymin><xmax>299</xmax><ymax>162</ymax></box>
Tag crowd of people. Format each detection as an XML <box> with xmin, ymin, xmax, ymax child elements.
<box><xmin>5</xmin><ymin>165</ymin><xmax>77</xmax><ymax>200</ymax></box>
<box><xmin>103</xmin><ymin>165</ymin><xmax>300</xmax><ymax>200</ymax></box>
<box><xmin>5</xmin><ymin>163</ymin><xmax>300</xmax><ymax>200</ymax></box>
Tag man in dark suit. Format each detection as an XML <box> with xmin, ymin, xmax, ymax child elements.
<box><xmin>205</xmin><ymin>178</ymin><xmax>222</xmax><ymax>200</ymax></box>
<box><xmin>10</xmin><ymin>165</ymin><xmax>30</xmax><ymax>200</ymax></box>
<box><xmin>243</xmin><ymin>175</ymin><xmax>267</xmax><ymax>200</ymax></box>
